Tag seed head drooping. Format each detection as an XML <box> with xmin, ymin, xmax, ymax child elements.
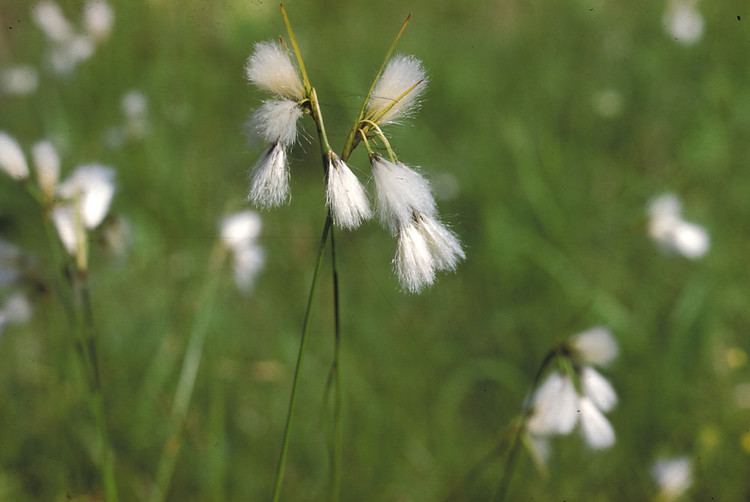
<box><xmin>0</xmin><ymin>132</ymin><xmax>29</xmax><ymax>181</ymax></box>
<box><xmin>326</xmin><ymin>154</ymin><xmax>371</xmax><ymax>230</ymax></box>
<box><xmin>248</xmin><ymin>142</ymin><xmax>289</xmax><ymax>208</ymax></box>
<box><xmin>252</xmin><ymin>99</ymin><xmax>303</xmax><ymax>147</ymax></box>
<box><xmin>367</xmin><ymin>54</ymin><xmax>428</xmax><ymax>126</ymax></box>
<box><xmin>245</xmin><ymin>41</ymin><xmax>305</xmax><ymax>101</ymax></box>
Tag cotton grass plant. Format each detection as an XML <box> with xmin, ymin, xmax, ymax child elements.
<box><xmin>241</xmin><ymin>6</ymin><xmax>465</xmax><ymax>500</ymax></box>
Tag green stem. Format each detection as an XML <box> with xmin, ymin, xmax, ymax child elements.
<box><xmin>271</xmin><ymin>215</ymin><xmax>332</xmax><ymax>502</ymax></box>
<box><xmin>329</xmin><ymin>227</ymin><xmax>342</xmax><ymax>502</ymax></box>
<box><xmin>150</xmin><ymin>246</ymin><xmax>227</xmax><ymax>502</ymax></box>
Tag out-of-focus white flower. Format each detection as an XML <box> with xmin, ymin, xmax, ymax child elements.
<box><xmin>524</xmin><ymin>435</ymin><xmax>551</xmax><ymax>474</ymax></box>
<box><xmin>0</xmin><ymin>240</ymin><xmax>21</xmax><ymax>288</ymax></box>
<box><xmin>580</xmin><ymin>366</ymin><xmax>618</xmax><ymax>413</ymax></box>
<box><xmin>32</xmin><ymin>140</ymin><xmax>61</xmax><ymax>199</ymax></box>
<box><xmin>51</xmin><ymin>205</ymin><xmax>81</xmax><ymax>256</ymax></box>
<box><xmin>570</xmin><ymin>326</ymin><xmax>619</xmax><ymax>366</ymax></box>
<box><xmin>664</xmin><ymin>0</ymin><xmax>704</xmax><ymax>46</ymax></box>
<box><xmin>245</xmin><ymin>41</ymin><xmax>305</xmax><ymax>100</ymax></box>
<box><xmin>0</xmin><ymin>132</ymin><xmax>29</xmax><ymax>180</ymax></box>
<box><xmin>33</xmin><ymin>1</ymin><xmax>74</xmax><ymax>43</ymax></box>
<box><xmin>2</xmin><ymin>293</ymin><xmax>33</xmax><ymax>325</ymax></box>
<box><xmin>395</xmin><ymin>222</ymin><xmax>435</xmax><ymax>293</ymax></box>
<box><xmin>370</xmin><ymin>155</ymin><xmax>436</xmax><ymax>232</ymax></box>
<box><xmin>367</xmin><ymin>54</ymin><xmax>428</xmax><ymax>125</ymax></box>
<box><xmin>219</xmin><ymin>210</ymin><xmax>265</xmax><ymax>293</ymax></box>
<box><xmin>248</xmin><ymin>142</ymin><xmax>289</xmax><ymax>208</ymax></box>
<box><xmin>652</xmin><ymin>456</ymin><xmax>693</xmax><ymax>501</ymax></box>
<box><xmin>1</xmin><ymin>66</ymin><xmax>39</xmax><ymax>97</ymax></box>
<box><xmin>592</xmin><ymin>88</ymin><xmax>623</xmax><ymax>118</ymax></box>
<box><xmin>527</xmin><ymin>372</ymin><xmax>579</xmax><ymax>436</ymax></box>
<box><xmin>578</xmin><ymin>396</ymin><xmax>616</xmax><ymax>449</ymax></box>
<box><xmin>49</xmin><ymin>35</ymin><xmax>95</xmax><ymax>75</ymax></box>
<box><xmin>58</xmin><ymin>164</ymin><xmax>116</xmax><ymax>228</ymax></box>
<box><xmin>121</xmin><ymin>90</ymin><xmax>149</xmax><ymax>139</ymax></box>
<box><xmin>648</xmin><ymin>193</ymin><xmax>709</xmax><ymax>259</ymax></box>
<box><xmin>83</xmin><ymin>0</ymin><xmax>114</xmax><ymax>42</ymax></box>
<box><xmin>326</xmin><ymin>154</ymin><xmax>371</xmax><ymax>230</ymax></box>
<box><xmin>101</xmin><ymin>216</ymin><xmax>131</xmax><ymax>259</ymax></box>
<box><xmin>252</xmin><ymin>99</ymin><xmax>302</xmax><ymax>146</ymax></box>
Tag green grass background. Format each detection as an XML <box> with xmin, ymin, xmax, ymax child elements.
<box><xmin>1</xmin><ymin>0</ymin><xmax>749</xmax><ymax>499</ymax></box>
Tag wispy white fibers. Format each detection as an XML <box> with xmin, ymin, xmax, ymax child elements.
<box><xmin>652</xmin><ymin>456</ymin><xmax>693</xmax><ymax>501</ymax></box>
<box><xmin>253</xmin><ymin>99</ymin><xmax>303</xmax><ymax>146</ymax></box>
<box><xmin>527</xmin><ymin>372</ymin><xmax>578</xmax><ymax>436</ymax></box>
<box><xmin>648</xmin><ymin>192</ymin><xmax>709</xmax><ymax>259</ymax></box>
<box><xmin>664</xmin><ymin>0</ymin><xmax>704</xmax><ymax>46</ymax></box>
<box><xmin>367</xmin><ymin>55</ymin><xmax>428</xmax><ymax>125</ymax></box>
<box><xmin>32</xmin><ymin>140</ymin><xmax>61</xmax><ymax>199</ymax></box>
<box><xmin>83</xmin><ymin>0</ymin><xmax>114</xmax><ymax>42</ymax></box>
<box><xmin>33</xmin><ymin>1</ymin><xmax>74</xmax><ymax>43</ymax></box>
<box><xmin>58</xmin><ymin>164</ymin><xmax>116</xmax><ymax>228</ymax></box>
<box><xmin>578</xmin><ymin>396</ymin><xmax>616</xmax><ymax>449</ymax></box>
<box><xmin>0</xmin><ymin>66</ymin><xmax>39</xmax><ymax>97</ymax></box>
<box><xmin>396</xmin><ymin>223</ymin><xmax>435</xmax><ymax>293</ymax></box>
<box><xmin>570</xmin><ymin>326</ymin><xmax>619</xmax><ymax>366</ymax></box>
<box><xmin>248</xmin><ymin>143</ymin><xmax>289</xmax><ymax>208</ymax></box>
<box><xmin>416</xmin><ymin>215</ymin><xmax>465</xmax><ymax>271</ymax></box>
<box><xmin>580</xmin><ymin>366</ymin><xmax>618</xmax><ymax>413</ymax></box>
<box><xmin>326</xmin><ymin>154</ymin><xmax>371</xmax><ymax>230</ymax></box>
<box><xmin>245</xmin><ymin>41</ymin><xmax>305</xmax><ymax>100</ymax></box>
<box><xmin>370</xmin><ymin>155</ymin><xmax>435</xmax><ymax>231</ymax></box>
<box><xmin>0</xmin><ymin>132</ymin><xmax>29</xmax><ymax>180</ymax></box>
<box><xmin>219</xmin><ymin>210</ymin><xmax>265</xmax><ymax>293</ymax></box>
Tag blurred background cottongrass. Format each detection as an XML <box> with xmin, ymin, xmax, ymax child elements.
<box><xmin>1</xmin><ymin>0</ymin><xmax>749</xmax><ymax>500</ymax></box>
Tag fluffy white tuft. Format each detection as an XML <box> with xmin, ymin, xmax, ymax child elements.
<box><xmin>326</xmin><ymin>155</ymin><xmax>372</xmax><ymax>230</ymax></box>
<box><xmin>395</xmin><ymin>222</ymin><xmax>435</xmax><ymax>293</ymax></box>
<box><xmin>57</xmin><ymin>164</ymin><xmax>116</xmax><ymax>228</ymax></box>
<box><xmin>0</xmin><ymin>133</ymin><xmax>29</xmax><ymax>180</ymax></box>
<box><xmin>580</xmin><ymin>366</ymin><xmax>618</xmax><ymax>413</ymax></box>
<box><xmin>245</xmin><ymin>41</ymin><xmax>305</xmax><ymax>100</ymax></box>
<box><xmin>570</xmin><ymin>326</ymin><xmax>619</xmax><ymax>366</ymax></box>
<box><xmin>51</xmin><ymin>205</ymin><xmax>80</xmax><ymax>255</ymax></box>
<box><xmin>1</xmin><ymin>66</ymin><xmax>39</xmax><ymax>97</ymax></box>
<box><xmin>33</xmin><ymin>1</ymin><xmax>74</xmax><ymax>43</ymax></box>
<box><xmin>527</xmin><ymin>371</ymin><xmax>579</xmax><ymax>436</ymax></box>
<box><xmin>416</xmin><ymin>216</ymin><xmax>465</xmax><ymax>272</ymax></box>
<box><xmin>367</xmin><ymin>54</ymin><xmax>428</xmax><ymax>125</ymax></box>
<box><xmin>248</xmin><ymin>143</ymin><xmax>290</xmax><ymax>208</ymax></box>
<box><xmin>664</xmin><ymin>1</ymin><xmax>704</xmax><ymax>46</ymax></box>
<box><xmin>252</xmin><ymin>99</ymin><xmax>302</xmax><ymax>146</ymax></box>
<box><xmin>671</xmin><ymin>220</ymin><xmax>709</xmax><ymax>259</ymax></box>
<box><xmin>83</xmin><ymin>0</ymin><xmax>114</xmax><ymax>42</ymax></box>
<box><xmin>232</xmin><ymin>244</ymin><xmax>265</xmax><ymax>293</ymax></box>
<box><xmin>370</xmin><ymin>155</ymin><xmax>436</xmax><ymax>231</ymax></box>
<box><xmin>578</xmin><ymin>396</ymin><xmax>616</xmax><ymax>450</ymax></box>
<box><xmin>652</xmin><ymin>456</ymin><xmax>693</xmax><ymax>500</ymax></box>
<box><xmin>648</xmin><ymin>193</ymin><xmax>709</xmax><ymax>259</ymax></box>
<box><xmin>32</xmin><ymin>140</ymin><xmax>61</xmax><ymax>198</ymax></box>
<box><xmin>220</xmin><ymin>210</ymin><xmax>262</xmax><ymax>250</ymax></box>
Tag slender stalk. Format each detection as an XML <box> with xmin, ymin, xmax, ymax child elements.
<box><xmin>493</xmin><ymin>348</ymin><xmax>561</xmax><ymax>502</ymax></box>
<box><xmin>279</xmin><ymin>4</ymin><xmax>311</xmax><ymax>93</ymax></box>
<box><xmin>150</xmin><ymin>246</ymin><xmax>227</xmax><ymax>502</ymax></box>
<box><xmin>360</xmin><ymin>119</ymin><xmax>398</xmax><ymax>162</ymax></box>
<box><xmin>271</xmin><ymin>215</ymin><xmax>332</xmax><ymax>502</ymax></box>
<box><xmin>329</xmin><ymin>227</ymin><xmax>343</xmax><ymax>502</ymax></box>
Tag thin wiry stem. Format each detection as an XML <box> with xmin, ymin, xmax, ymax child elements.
<box><xmin>279</xmin><ymin>4</ymin><xmax>312</xmax><ymax>93</ymax></box>
<box><xmin>360</xmin><ymin>119</ymin><xmax>398</xmax><ymax>162</ymax></box>
<box><xmin>330</xmin><ymin>227</ymin><xmax>343</xmax><ymax>502</ymax></box>
<box><xmin>150</xmin><ymin>246</ymin><xmax>227</xmax><ymax>502</ymax></box>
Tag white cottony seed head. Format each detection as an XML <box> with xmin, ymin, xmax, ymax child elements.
<box><xmin>578</xmin><ymin>396</ymin><xmax>616</xmax><ymax>450</ymax></box>
<box><xmin>416</xmin><ymin>216</ymin><xmax>465</xmax><ymax>272</ymax></box>
<box><xmin>232</xmin><ymin>244</ymin><xmax>265</xmax><ymax>293</ymax></box>
<box><xmin>367</xmin><ymin>54</ymin><xmax>428</xmax><ymax>125</ymax></box>
<box><xmin>648</xmin><ymin>193</ymin><xmax>709</xmax><ymax>259</ymax></box>
<box><xmin>246</xmin><ymin>41</ymin><xmax>305</xmax><ymax>100</ymax></box>
<box><xmin>57</xmin><ymin>164</ymin><xmax>116</xmax><ymax>228</ymax></box>
<box><xmin>0</xmin><ymin>133</ymin><xmax>29</xmax><ymax>180</ymax></box>
<box><xmin>527</xmin><ymin>371</ymin><xmax>578</xmax><ymax>436</ymax></box>
<box><xmin>580</xmin><ymin>366</ymin><xmax>618</xmax><ymax>413</ymax></box>
<box><xmin>326</xmin><ymin>155</ymin><xmax>372</xmax><ymax>230</ymax></box>
<box><xmin>570</xmin><ymin>326</ymin><xmax>619</xmax><ymax>366</ymax></box>
<box><xmin>396</xmin><ymin>222</ymin><xmax>435</xmax><ymax>293</ymax></box>
<box><xmin>370</xmin><ymin>155</ymin><xmax>436</xmax><ymax>231</ymax></box>
<box><xmin>1</xmin><ymin>66</ymin><xmax>39</xmax><ymax>97</ymax></box>
<box><xmin>252</xmin><ymin>99</ymin><xmax>303</xmax><ymax>147</ymax></box>
<box><xmin>33</xmin><ymin>1</ymin><xmax>74</xmax><ymax>43</ymax></box>
<box><xmin>32</xmin><ymin>140</ymin><xmax>61</xmax><ymax>198</ymax></box>
<box><xmin>664</xmin><ymin>1</ymin><xmax>704</xmax><ymax>46</ymax></box>
<box><xmin>83</xmin><ymin>0</ymin><xmax>114</xmax><ymax>42</ymax></box>
<box><xmin>671</xmin><ymin>220</ymin><xmax>709</xmax><ymax>259</ymax></box>
<box><xmin>220</xmin><ymin>210</ymin><xmax>262</xmax><ymax>250</ymax></box>
<box><xmin>652</xmin><ymin>456</ymin><xmax>693</xmax><ymax>501</ymax></box>
<box><xmin>248</xmin><ymin>142</ymin><xmax>289</xmax><ymax>208</ymax></box>
<box><xmin>51</xmin><ymin>205</ymin><xmax>81</xmax><ymax>256</ymax></box>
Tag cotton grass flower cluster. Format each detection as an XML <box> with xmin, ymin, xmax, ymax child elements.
<box><xmin>648</xmin><ymin>193</ymin><xmax>709</xmax><ymax>259</ymax></box>
<box><xmin>219</xmin><ymin>210</ymin><xmax>266</xmax><ymax>293</ymax></box>
<box><xmin>33</xmin><ymin>0</ymin><xmax>114</xmax><ymax>75</ymax></box>
<box><xmin>664</xmin><ymin>0</ymin><xmax>704</xmax><ymax>46</ymax></box>
<box><xmin>526</xmin><ymin>327</ymin><xmax>619</xmax><ymax>453</ymax></box>
<box><xmin>652</xmin><ymin>456</ymin><xmax>693</xmax><ymax>501</ymax></box>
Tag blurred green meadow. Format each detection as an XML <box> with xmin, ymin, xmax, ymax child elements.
<box><xmin>1</xmin><ymin>0</ymin><xmax>750</xmax><ymax>499</ymax></box>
